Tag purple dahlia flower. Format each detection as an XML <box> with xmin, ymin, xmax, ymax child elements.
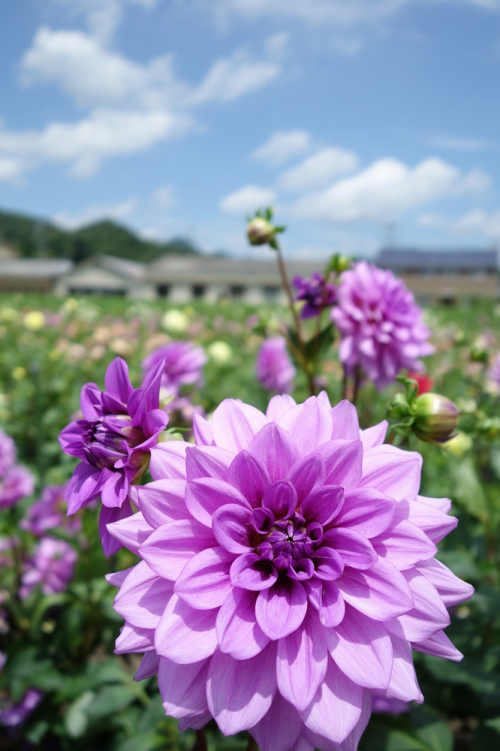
<box><xmin>20</xmin><ymin>537</ymin><xmax>76</xmax><ymax>599</ymax></box>
<box><xmin>0</xmin><ymin>430</ymin><xmax>16</xmax><ymax>477</ymax></box>
<box><xmin>59</xmin><ymin>357</ymin><xmax>168</xmax><ymax>555</ymax></box>
<box><xmin>142</xmin><ymin>342</ymin><xmax>207</xmax><ymax>398</ymax></box>
<box><xmin>256</xmin><ymin>337</ymin><xmax>296</xmax><ymax>394</ymax></box>
<box><xmin>487</xmin><ymin>353</ymin><xmax>500</xmax><ymax>387</ymax></box>
<box><xmin>107</xmin><ymin>394</ymin><xmax>473</xmax><ymax>751</ymax></box>
<box><xmin>331</xmin><ymin>262</ymin><xmax>434</xmax><ymax>390</ymax></box>
<box><xmin>293</xmin><ymin>273</ymin><xmax>336</xmax><ymax>319</ymax></box>
<box><xmin>0</xmin><ymin>688</ymin><xmax>42</xmax><ymax>727</ymax></box>
<box><xmin>21</xmin><ymin>484</ymin><xmax>81</xmax><ymax>536</ymax></box>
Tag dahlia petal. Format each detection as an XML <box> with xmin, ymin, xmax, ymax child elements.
<box><xmin>398</xmin><ymin>499</ymin><xmax>458</xmax><ymax>543</ymax></box>
<box><xmin>178</xmin><ymin>711</ymin><xmax>212</xmax><ymax>731</ymax></box>
<box><xmin>317</xmin><ymin>440</ymin><xmax>363</xmax><ymax>488</ymax></box>
<box><xmin>256</xmin><ymin>579</ymin><xmax>308</xmax><ymax>639</ymax></box>
<box><xmin>371</xmin><ymin>518</ymin><xmax>437</xmax><ymax>569</ymax></box>
<box><xmin>140</xmin><ymin>519</ymin><xmax>215</xmax><ymax>580</ymax></box>
<box><xmin>79</xmin><ymin>383</ymin><xmax>100</xmax><ymax>421</ymax></box>
<box><xmin>250</xmin><ymin>692</ymin><xmax>302</xmax><ymax>751</ymax></box>
<box><xmin>360</xmin><ymin>421</ymin><xmax>388</xmax><ymax>450</ymax></box>
<box><xmin>302</xmin><ymin>486</ymin><xmax>344</xmax><ymax>526</ymax></box>
<box><xmin>136</xmin><ymin>479</ymin><xmax>188</xmax><ymax>528</ymax></box>
<box><xmin>134</xmin><ymin>652</ymin><xmax>160</xmax><ymax>681</ymax></box>
<box><xmin>212</xmin><ymin>504</ymin><xmax>253</xmax><ymax>553</ymax></box>
<box><xmin>207</xmin><ymin>644</ymin><xmax>277</xmax><ymax>735</ymax></box>
<box><xmin>337</xmin><ymin>559</ymin><xmax>413</xmax><ymax>620</ymax></box>
<box><xmin>158</xmin><ymin>657</ymin><xmax>210</xmax><ymax>718</ymax></box>
<box><xmin>230</xmin><ymin>553</ymin><xmax>278</xmax><ymax>591</ymax></box>
<box><xmin>312</xmin><ymin>547</ymin><xmax>345</xmax><ymax>581</ymax></box>
<box><xmin>107</xmin><ymin>511</ymin><xmax>153</xmax><ymax>555</ymax></box>
<box><xmin>322</xmin><ymin>529</ymin><xmax>376</xmax><ymax>570</ymax></box>
<box><xmin>228</xmin><ymin>451</ymin><xmax>271</xmax><ymax>508</ymax></box>
<box><xmin>416</xmin><ymin>558</ymin><xmax>474</xmax><ymax>606</ymax></box>
<box><xmin>155</xmin><ymin>594</ymin><xmax>218</xmax><ymax>663</ymax></box>
<box><xmin>149</xmin><ymin>441</ymin><xmax>188</xmax><ymax>481</ymax></box>
<box><xmin>106</xmin><ymin>567</ymin><xmax>133</xmax><ymax>588</ymax></box>
<box><xmin>383</xmin><ymin>635</ymin><xmax>423</xmax><ymax>702</ymax></box>
<box><xmin>192</xmin><ymin>413</ymin><xmax>214</xmax><ymax>446</ymax></box>
<box><xmin>114</xmin><ymin>560</ymin><xmax>174</xmax><ymax>628</ymax></box>
<box><xmin>101</xmin><ymin>471</ymin><xmax>128</xmax><ymax>509</ymax></box>
<box><xmin>262</xmin><ymin>480</ymin><xmax>297</xmax><ymax>520</ymax></box>
<box><xmin>318</xmin><ymin>582</ymin><xmax>345</xmax><ymax>628</ymax></box>
<box><xmin>360</xmin><ymin>445</ymin><xmax>422</xmax><ymax>502</ymax></box>
<box><xmin>330</xmin><ymin>401</ymin><xmax>359</xmax><ymax>441</ymax></box>
<box><xmin>212</xmin><ymin>399</ymin><xmax>267</xmax><ymax>453</ymax></box>
<box><xmin>333</xmin><ymin>488</ymin><xmax>396</xmax><ymax>538</ymax></box>
<box><xmin>66</xmin><ymin>463</ymin><xmax>102</xmax><ymax>513</ymax></box>
<box><xmin>104</xmin><ymin>357</ymin><xmax>133</xmax><ymax>404</ymax></box>
<box><xmin>317</xmin><ymin>391</ymin><xmax>332</xmax><ymax>409</ymax></box>
<box><xmin>277</xmin><ymin>608</ymin><xmax>328</xmax><ymax>711</ymax></box>
<box><xmin>412</xmin><ymin>629</ymin><xmax>463</xmax><ymax>662</ymax></box>
<box><xmin>99</xmin><ymin>501</ymin><xmax>133</xmax><ymax>557</ymax></box>
<box><xmin>302</xmin><ymin>658</ymin><xmax>364</xmax><ymax>744</ymax></box>
<box><xmin>217</xmin><ymin>587</ymin><xmax>270</xmax><ymax>659</ymax></box>
<box><xmin>266</xmin><ymin>394</ymin><xmax>297</xmax><ymax>422</ymax></box>
<box><xmin>185</xmin><ymin>445</ymin><xmax>233</xmax><ymax>481</ymax></box>
<box><xmin>185</xmin><ymin>478</ymin><xmax>250</xmax><ymax>528</ymax></box>
<box><xmin>249</xmin><ymin>423</ymin><xmax>301</xmax><ymax>482</ymax></box>
<box><xmin>287</xmin><ymin>454</ymin><xmax>326</xmax><ymax>501</ymax></box>
<box><xmin>387</xmin><ymin>571</ymin><xmax>450</xmax><ymax>642</ymax></box>
<box><xmin>417</xmin><ymin>494</ymin><xmax>451</xmax><ymax>514</ymax></box>
<box><xmin>115</xmin><ymin>623</ymin><xmax>154</xmax><ymax>653</ymax></box>
<box><xmin>326</xmin><ymin>606</ymin><xmax>392</xmax><ymax>690</ymax></box>
<box><xmin>174</xmin><ymin>547</ymin><xmax>233</xmax><ymax>609</ymax></box>
<box><xmin>278</xmin><ymin>398</ymin><xmax>333</xmax><ymax>455</ymax></box>
<box><xmin>303</xmin><ymin>688</ymin><xmax>372</xmax><ymax>751</ymax></box>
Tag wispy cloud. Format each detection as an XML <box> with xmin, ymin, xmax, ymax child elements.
<box><xmin>53</xmin><ymin>197</ymin><xmax>138</xmax><ymax>230</ymax></box>
<box><xmin>278</xmin><ymin>147</ymin><xmax>360</xmax><ymax>192</ymax></box>
<box><xmin>250</xmin><ymin>130</ymin><xmax>313</xmax><ymax>166</ymax></box>
<box><xmin>220</xmin><ymin>185</ymin><xmax>276</xmax><ymax>214</ymax></box>
<box><xmin>427</xmin><ymin>135</ymin><xmax>495</xmax><ymax>151</ymax></box>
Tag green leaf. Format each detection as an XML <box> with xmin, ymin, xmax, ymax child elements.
<box><xmin>64</xmin><ymin>690</ymin><xmax>94</xmax><ymax>738</ymax></box>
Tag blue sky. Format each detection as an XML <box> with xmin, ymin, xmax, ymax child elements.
<box><xmin>1</xmin><ymin>0</ymin><xmax>500</xmax><ymax>259</ymax></box>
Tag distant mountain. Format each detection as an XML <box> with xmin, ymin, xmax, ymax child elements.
<box><xmin>0</xmin><ymin>209</ymin><xmax>199</xmax><ymax>263</ymax></box>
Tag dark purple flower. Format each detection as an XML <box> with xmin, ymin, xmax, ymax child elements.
<box><xmin>331</xmin><ymin>262</ymin><xmax>434</xmax><ymax>390</ymax></box>
<box><xmin>142</xmin><ymin>342</ymin><xmax>207</xmax><ymax>398</ymax></box>
<box><xmin>21</xmin><ymin>484</ymin><xmax>81</xmax><ymax>536</ymax></box>
<box><xmin>19</xmin><ymin>537</ymin><xmax>77</xmax><ymax>599</ymax></box>
<box><xmin>0</xmin><ymin>430</ymin><xmax>16</xmax><ymax>477</ymax></box>
<box><xmin>0</xmin><ymin>465</ymin><xmax>35</xmax><ymax>508</ymax></box>
<box><xmin>256</xmin><ymin>337</ymin><xmax>296</xmax><ymax>394</ymax></box>
<box><xmin>0</xmin><ymin>688</ymin><xmax>42</xmax><ymax>727</ymax></box>
<box><xmin>59</xmin><ymin>357</ymin><xmax>168</xmax><ymax>555</ymax></box>
<box><xmin>294</xmin><ymin>273</ymin><xmax>336</xmax><ymax>319</ymax></box>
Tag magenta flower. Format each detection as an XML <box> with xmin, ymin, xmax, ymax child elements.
<box><xmin>256</xmin><ymin>337</ymin><xmax>296</xmax><ymax>394</ymax></box>
<box><xmin>21</xmin><ymin>484</ymin><xmax>81</xmax><ymax>536</ymax></box>
<box><xmin>331</xmin><ymin>262</ymin><xmax>434</xmax><ymax>390</ymax></box>
<box><xmin>59</xmin><ymin>357</ymin><xmax>168</xmax><ymax>555</ymax></box>
<box><xmin>20</xmin><ymin>537</ymin><xmax>76</xmax><ymax>599</ymax></box>
<box><xmin>0</xmin><ymin>465</ymin><xmax>35</xmax><ymax>508</ymax></box>
<box><xmin>142</xmin><ymin>342</ymin><xmax>207</xmax><ymax>398</ymax></box>
<box><xmin>487</xmin><ymin>353</ymin><xmax>500</xmax><ymax>387</ymax></box>
<box><xmin>293</xmin><ymin>273</ymin><xmax>336</xmax><ymax>319</ymax></box>
<box><xmin>107</xmin><ymin>394</ymin><xmax>472</xmax><ymax>751</ymax></box>
<box><xmin>0</xmin><ymin>688</ymin><xmax>42</xmax><ymax>727</ymax></box>
<box><xmin>0</xmin><ymin>430</ymin><xmax>16</xmax><ymax>477</ymax></box>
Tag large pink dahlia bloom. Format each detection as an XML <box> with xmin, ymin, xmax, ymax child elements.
<box><xmin>107</xmin><ymin>394</ymin><xmax>473</xmax><ymax>751</ymax></box>
<box><xmin>331</xmin><ymin>262</ymin><xmax>434</xmax><ymax>389</ymax></box>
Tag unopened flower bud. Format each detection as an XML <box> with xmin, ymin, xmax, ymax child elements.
<box><xmin>247</xmin><ymin>217</ymin><xmax>275</xmax><ymax>246</ymax></box>
<box><xmin>413</xmin><ymin>393</ymin><xmax>459</xmax><ymax>444</ymax></box>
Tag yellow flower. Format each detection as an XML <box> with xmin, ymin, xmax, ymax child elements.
<box><xmin>12</xmin><ymin>366</ymin><xmax>27</xmax><ymax>380</ymax></box>
<box><xmin>0</xmin><ymin>307</ymin><xmax>18</xmax><ymax>323</ymax></box>
<box><xmin>23</xmin><ymin>311</ymin><xmax>46</xmax><ymax>331</ymax></box>
<box><xmin>161</xmin><ymin>310</ymin><xmax>188</xmax><ymax>333</ymax></box>
<box><xmin>208</xmin><ymin>341</ymin><xmax>232</xmax><ymax>364</ymax></box>
<box><xmin>442</xmin><ymin>431</ymin><xmax>472</xmax><ymax>457</ymax></box>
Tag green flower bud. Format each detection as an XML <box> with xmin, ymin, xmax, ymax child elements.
<box><xmin>247</xmin><ymin>217</ymin><xmax>276</xmax><ymax>246</ymax></box>
<box><xmin>413</xmin><ymin>393</ymin><xmax>459</xmax><ymax>444</ymax></box>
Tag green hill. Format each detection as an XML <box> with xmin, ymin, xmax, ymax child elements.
<box><xmin>0</xmin><ymin>209</ymin><xmax>198</xmax><ymax>262</ymax></box>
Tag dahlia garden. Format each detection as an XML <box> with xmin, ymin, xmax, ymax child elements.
<box><xmin>1</xmin><ymin>216</ymin><xmax>500</xmax><ymax>751</ymax></box>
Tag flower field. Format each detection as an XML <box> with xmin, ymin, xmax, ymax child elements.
<box><xmin>1</xmin><ymin>287</ymin><xmax>500</xmax><ymax>751</ymax></box>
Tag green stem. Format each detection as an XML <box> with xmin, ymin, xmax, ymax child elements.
<box><xmin>247</xmin><ymin>735</ymin><xmax>259</xmax><ymax>751</ymax></box>
<box><xmin>193</xmin><ymin>728</ymin><xmax>208</xmax><ymax>751</ymax></box>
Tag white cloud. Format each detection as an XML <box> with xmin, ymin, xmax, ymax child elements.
<box><xmin>151</xmin><ymin>185</ymin><xmax>177</xmax><ymax>211</ymax></box>
<box><xmin>291</xmin><ymin>157</ymin><xmax>487</xmax><ymax>223</ymax></box>
<box><xmin>0</xmin><ymin>157</ymin><xmax>26</xmax><ymax>182</ymax></box>
<box><xmin>188</xmin><ymin>51</ymin><xmax>280</xmax><ymax>105</ymax></box>
<box><xmin>53</xmin><ymin>198</ymin><xmax>138</xmax><ymax>230</ymax></box>
<box><xmin>428</xmin><ymin>135</ymin><xmax>495</xmax><ymax>151</ymax></box>
<box><xmin>48</xmin><ymin>0</ymin><xmax>159</xmax><ymax>44</ymax></box>
<box><xmin>209</xmin><ymin>0</ymin><xmax>407</xmax><ymax>26</ymax></box>
<box><xmin>251</xmin><ymin>130</ymin><xmax>313</xmax><ymax>166</ymax></box>
<box><xmin>452</xmin><ymin>209</ymin><xmax>500</xmax><ymax>237</ymax></box>
<box><xmin>415</xmin><ymin>213</ymin><xmax>448</xmax><ymax>228</ymax></box>
<box><xmin>278</xmin><ymin>147</ymin><xmax>360</xmax><ymax>192</ymax></box>
<box><xmin>220</xmin><ymin>185</ymin><xmax>276</xmax><ymax>214</ymax></box>
<box><xmin>331</xmin><ymin>37</ymin><xmax>363</xmax><ymax>55</ymax></box>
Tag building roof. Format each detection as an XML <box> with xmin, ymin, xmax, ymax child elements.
<box><xmin>147</xmin><ymin>255</ymin><xmax>321</xmax><ymax>285</ymax></box>
<box><xmin>63</xmin><ymin>254</ymin><xmax>146</xmax><ymax>281</ymax></box>
<box><xmin>0</xmin><ymin>259</ymin><xmax>73</xmax><ymax>278</ymax></box>
<box><xmin>377</xmin><ymin>248</ymin><xmax>498</xmax><ymax>271</ymax></box>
